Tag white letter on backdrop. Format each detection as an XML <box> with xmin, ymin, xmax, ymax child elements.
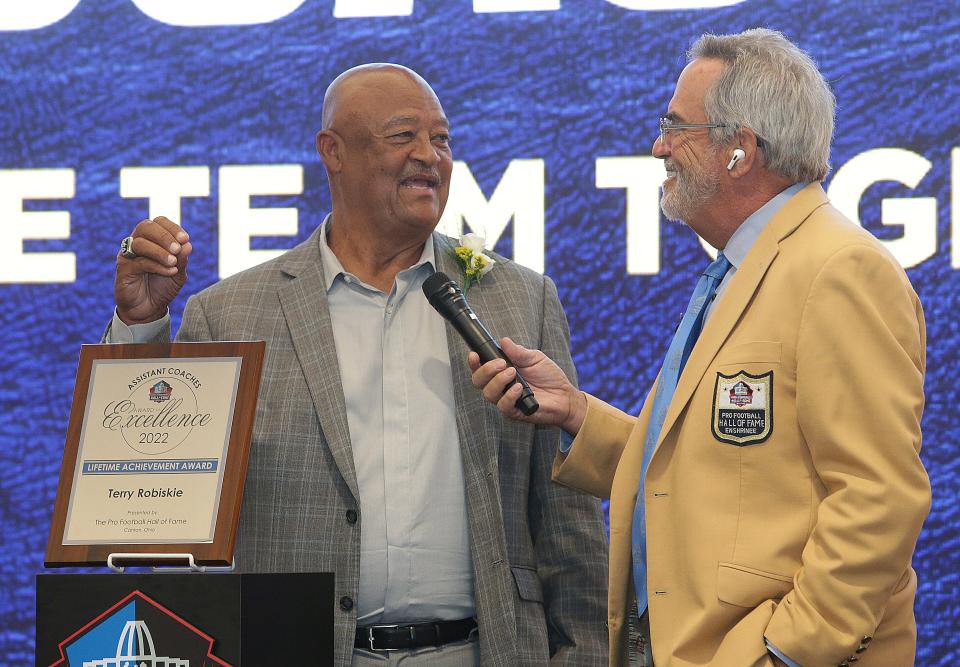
<box><xmin>0</xmin><ymin>0</ymin><xmax>81</xmax><ymax>30</ymax></box>
<box><xmin>828</xmin><ymin>148</ymin><xmax>936</xmax><ymax>269</ymax></box>
<box><xmin>218</xmin><ymin>165</ymin><xmax>302</xmax><ymax>278</ymax></box>
<box><xmin>0</xmin><ymin>169</ymin><xmax>75</xmax><ymax>283</ymax></box>
<box><xmin>120</xmin><ymin>166</ymin><xmax>210</xmax><ymax>224</ymax></box>
<box><xmin>953</xmin><ymin>148</ymin><xmax>960</xmax><ymax>269</ymax></box>
<box><xmin>596</xmin><ymin>156</ymin><xmax>666</xmax><ymax>274</ymax></box>
<box><xmin>439</xmin><ymin>160</ymin><xmax>545</xmax><ymax>273</ymax></box>
<box><xmin>130</xmin><ymin>0</ymin><xmax>306</xmax><ymax>26</ymax></box>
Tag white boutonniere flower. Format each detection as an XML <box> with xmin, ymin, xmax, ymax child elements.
<box><xmin>453</xmin><ymin>232</ymin><xmax>496</xmax><ymax>293</ymax></box>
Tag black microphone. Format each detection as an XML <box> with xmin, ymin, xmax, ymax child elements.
<box><xmin>422</xmin><ymin>271</ymin><xmax>539</xmax><ymax>416</ymax></box>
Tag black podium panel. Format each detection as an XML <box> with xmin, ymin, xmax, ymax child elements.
<box><xmin>36</xmin><ymin>572</ymin><xmax>334</xmax><ymax>666</ymax></box>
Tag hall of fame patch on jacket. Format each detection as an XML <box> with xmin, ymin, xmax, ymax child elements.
<box><xmin>711</xmin><ymin>370</ymin><xmax>773</xmax><ymax>446</ymax></box>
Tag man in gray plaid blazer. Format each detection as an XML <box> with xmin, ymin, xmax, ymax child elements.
<box><xmin>107</xmin><ymin>64</ymin><xmax>607</xmax><ymax>666</ymax></box>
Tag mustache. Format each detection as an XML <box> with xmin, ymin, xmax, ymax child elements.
<box><xmin>400</xmin><ymin>170</ymin><xmax>442</xmax><ymax>185</ymax></box>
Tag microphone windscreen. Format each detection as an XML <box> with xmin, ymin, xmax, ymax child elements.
<box><xmin>422</xmin><ymin>271</ymin><xmax>455</xmax><ymax>300</ymax></box>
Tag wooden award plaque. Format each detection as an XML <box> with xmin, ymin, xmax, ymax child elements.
<box><xmin>45</xmin><ymin>341</ymin><xmax>265</xmax><ymax>567</ymax></box>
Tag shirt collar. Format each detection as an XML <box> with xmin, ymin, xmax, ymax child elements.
<box><xmin>317</xmin><ymin>214</ymin><xmax>437</xmax><ymax>292</ymax></box>
<box><xmin>722</xmin><ymin>182</ymin><xmax>808</xmax><ymax>269</ymax></box>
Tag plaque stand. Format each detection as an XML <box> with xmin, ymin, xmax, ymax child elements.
<box><xmin>106</xmin><ymin>552</ymin><xmax>236</xmax><ymax>573</ymax></box>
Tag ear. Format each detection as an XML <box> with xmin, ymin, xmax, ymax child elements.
<box><xmin>726</xmin><ymin>128</ymin><xmax>762</xmax><ymax>178</ymax></box>
<box><xmin>316</xmin><ymin>129</ymin><xmax>344</xmax><ymax>173</ymax></box>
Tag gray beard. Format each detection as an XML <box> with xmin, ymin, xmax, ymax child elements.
<box><xmin>660</xmin><ymin>162</ymin><xmax>720</xmax><ymax>223</ymax></box>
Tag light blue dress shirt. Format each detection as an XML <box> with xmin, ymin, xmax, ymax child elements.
<box><xmin>317</xmin><ymin>220</ymin><xmax>474</xmax><ymax>625</ymax></box>
<box><xmin>705</xmin><ymin>182</ymin><xmax>807</xmax><ymax>323</ymax></box>
<box><xmin>110</xmin><ymin>217</ymin><xmax>475</xmax><ymax>625</ymax></box>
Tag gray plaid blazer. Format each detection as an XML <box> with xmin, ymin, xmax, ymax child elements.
<box><xmin>110</xmin><ymin>227</ymin><xmax>608</xmax><ymax>665</ymax></box>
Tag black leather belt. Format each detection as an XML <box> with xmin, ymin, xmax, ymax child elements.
<box><xmin>355</xmin><ymin>617</ymin><xmax>478</xmax><ymax>652</ymax></box>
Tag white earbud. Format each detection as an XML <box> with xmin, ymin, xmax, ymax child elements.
<box><xmin>726</xmin><ymin>148</ymin><xmax>746</xmax><ymax>171</ymax></box>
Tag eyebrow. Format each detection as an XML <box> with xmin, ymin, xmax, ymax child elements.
<box><xmin>380</xmin><ymin>115</ymin><xmax>450</xmax><ymax>132</ymax></box>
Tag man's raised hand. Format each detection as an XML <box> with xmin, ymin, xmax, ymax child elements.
<box><xmin>115</xmin><ymin>216</ymin><xmax>192</xmax><ymax>325</ymax></box>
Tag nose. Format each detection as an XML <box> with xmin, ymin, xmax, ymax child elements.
<box><xmin>411</xmin><ymin>133</ymin><xmax>441</xmax><ymax>166</ymax></box>
<box><xmin>652</xmin><ymin>134</ymin><xmax>669</xmax><ymax>159</ymax></box>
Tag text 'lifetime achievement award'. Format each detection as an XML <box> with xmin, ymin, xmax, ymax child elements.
<box><xmin>46</xmin><ymin>342</ymin><xmax>265</xmax><ymax>567</ymax></box>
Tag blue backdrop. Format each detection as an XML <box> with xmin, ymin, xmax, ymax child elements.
<box><xmin>1</xmin><ymin>0</ymin><xmax>957</xmax><ymax>663</ymax></box>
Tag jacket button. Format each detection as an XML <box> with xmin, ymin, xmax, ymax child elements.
<box><xmin>346</xmin><ymin>509</ymin><xmax>358</xmax><ymax>524</ymax></box>
<box><xmin>339</xmin><ymin>596</ymin><xmax>354</xmax><ymax>611</ymax></box>
<box><xmin>862</xmin><ymin>635</ymin><xmax>873</xmax><ymax>644</ymax></box>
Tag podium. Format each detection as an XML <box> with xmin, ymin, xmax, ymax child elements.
<box><xmin>36</xmin><ymin>572</ymin><xmax>334</xmax><ymax>666</ymax></box>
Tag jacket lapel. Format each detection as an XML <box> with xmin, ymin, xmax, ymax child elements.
<box><xmin>276</xmin><ymin>227</ymin><xmax>359</xmax><ymax>502</ymax></box>
<box><xmin>435</xmin><ymin>234</ymin><xmax>500</xmax><ymax>475</ymax></box>
<box><xmin>434</xmin><ymin>234</ymin><xmax>518</xmax><ymax>661</ymax></box>
<box><xmin>655</xmin><ymin>183</ymin><xmax>831</xmax><ymax>451</ymax></box>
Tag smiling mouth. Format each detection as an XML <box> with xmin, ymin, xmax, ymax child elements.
<box><xmin>400</xmin><ymin>174</ymin><xmax>440</xmax><ymax>190</ymax></box>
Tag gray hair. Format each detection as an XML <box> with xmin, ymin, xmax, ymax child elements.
<box><xmin>689</xmin><ymin>28</ymin><xmax>835</xmax><ymax>182</ymax></box>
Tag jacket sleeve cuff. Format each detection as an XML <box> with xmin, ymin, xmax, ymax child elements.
<box><xmin>551</xmin><ymin>393</ymin><xmax>635</xmax><ymax>499</ymax></box>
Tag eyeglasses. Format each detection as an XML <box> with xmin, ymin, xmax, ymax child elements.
<box><xmin>658</xmin><ymin>117</ymin><xmax>728</xmax><ymax>144</ymax></box>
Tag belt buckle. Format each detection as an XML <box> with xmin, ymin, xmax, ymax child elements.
<box><xmin>367</xmin><ymin>624</ymin><xmax>402</xmax><ymax>652</ymax></box>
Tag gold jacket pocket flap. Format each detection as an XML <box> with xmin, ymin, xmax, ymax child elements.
<box><xmin>717</xmin><ymin>561</ymin><xmax>794</xmax><ymax>608</ymax></box>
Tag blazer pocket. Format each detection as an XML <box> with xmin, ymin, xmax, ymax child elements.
<box><xmin>510</xmin><ymin>565</ymin><xmax>545</xmax><ymax>603</ymax></box>
<box><xmin>717</xmin><ymin>561</ymin><xmax>793</xmax><ymax>608</ymax></box>
<box><xmin>715</xmin><ymin>341</ymin><xmax>781</xmax><ymax>366</ymax></box>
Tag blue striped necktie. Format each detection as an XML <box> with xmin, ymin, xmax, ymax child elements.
<box><xmin>632</xmin><ymin>252</ymin><xmax>732</xmax><ymax>615</ymax></box>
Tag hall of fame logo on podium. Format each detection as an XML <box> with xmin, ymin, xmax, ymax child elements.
<box><xmin>83</xmin><ymin>620</ymin><xmax>187</xmax><ymax>667</ymax></box>
<box><xmin>49</xmin><ymin>590</ymin><xmax>231</xmax><ymax>667</ymax></box>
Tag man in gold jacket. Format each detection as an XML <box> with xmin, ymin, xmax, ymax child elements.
<box><xmin>469</xmin><ymin>29</ymin><xmax>930</xmax><ymax>667</ymax></box>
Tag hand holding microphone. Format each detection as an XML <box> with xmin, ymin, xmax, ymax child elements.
<box><xmin>422</xmin><ymin>272</ymin><xmax>587</xmax><ymax>433</ymax></box>
<box><xmin>423</xmin><ymin>272</ymin><xmax>539</xmax><ymax>415</ymax></box>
